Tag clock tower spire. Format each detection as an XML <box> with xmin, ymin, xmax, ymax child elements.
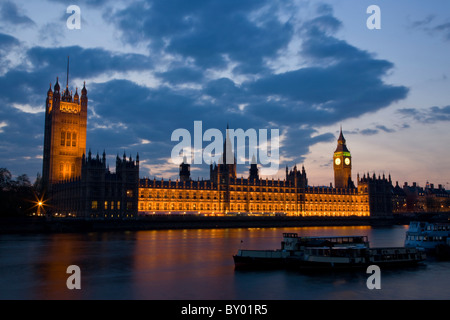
<box><xmin>333</xmin><ymin>127</ymin><xmax>352</xmax><ymax>189</ymax></box>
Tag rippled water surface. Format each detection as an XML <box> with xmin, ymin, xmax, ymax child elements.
<box><xmin>1</xmin><ymin>225</ymin><xmax>449</xmax><ymax>299</ymax></box>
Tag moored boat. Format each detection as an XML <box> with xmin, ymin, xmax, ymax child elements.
<box><xmin>234</xmin><ymin>232</ymin><xmax>426</xmax><ymax>270</ymax></box>
<box><xmin>233</xmin><ymin>233</ymin><xmax>369</xmax><ymax>268</ymax></box>
<box><xmin>405</xmin><ymin>221</ymin><xmax>450</xmax><ymax>252</ymax></box>
<box><xmin>286</xmin><ymin>246</ymin><xmax>426</xmax><ymax>270</ymax></box>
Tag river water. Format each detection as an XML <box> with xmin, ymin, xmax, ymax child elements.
<box><xmin>1</xmin><ymin>225</ymin><xmax>449</xmax><ymax>300</ymax></box>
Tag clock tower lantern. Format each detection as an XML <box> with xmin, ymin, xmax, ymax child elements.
<box><xmin>333</xmin><ymin>127</ymin><xmax>352</xmax><ymax>189</ymax></box>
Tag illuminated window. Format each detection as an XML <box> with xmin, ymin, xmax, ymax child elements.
<box><xmin>91</xmin><ymin>201</ymin><xmax>98</xmax><ymax>210</ymax></box>
<box><xmin>105</xmin><ymin>201</ymin><xmax>108</xmax><ymax>210</ymax></box>
<box><xmin>60</xmin><ymin>163</ymin><xmax>64</xmax><ymax>179</ymax></box>
<box><xmin>127</xmin><ymin>190</ymin><xmax>133</xmax><ymax>197</ymax></box>
<box><xmin>72</xmin><ymin>133</ymin><xmax>77</xmax><ymax>147</ymax></box>
<box><xmin>66</xmin><ymin>132</ymin><xmax>71</xmax><ymax>146</ymax></box>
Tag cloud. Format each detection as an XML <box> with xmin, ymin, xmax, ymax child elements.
<box><xmin>108</xmin><ymin>0</ymin><xmax>293</xmax><ymax>74</ymax></box>
<box><xmin>0</xmin><ymin>33</ymin><xmax>22</xmax><ymax>74</ymax></box>
<box><xmin>410</xmin><ymin>14</ymin><xmax>450</xmax><ymax>41</ymax></box>
<box><xmin>376</xmin><ymin>125</ymin><xmax>395</xmax><ymax>133</ymax></box>
<box><xmin>0</xmin><ymin>121</ymin><xmax>7</xmax><ymax>133</ymax></box>
<box><xmin>360</xmin><ymin>128</ymin><xmax>379</xmax><ymax>136</ymax></box>
<box><xmin>0</xmin><ymin>1</ymin><xmax>35</xmax><ymax>28</ymax></box>
<box><xmin>156</xmin><ymin>66</ymin><xmax>204</xmax><ymax>85</ymax></box>
<box><xmin>0</xmin><ymin>32</ymin><xmax>20</xmax><ymax>48</ymax></box>
<box><xmin>0</xmin><ymin>45</ymin><xmax>154</xmax><ymax>109</ymax></box>
<box><xmin>0</xmin><ymin>1</ymin><xmax>410</xmax><ymax>181</ymax></box>
<box><xmin>433</xmin><ymin>22</ymin><xmax>450</xmax><ymax>40</ymax></box>
<box><xmin>47</xmin><ymin>0</ymin><xmax>110</xmax><ymax>8</ymax></box>
<box><xmin>243</xmin><ymin>9</ymin><xmax>409</xmax><ymax>126</ymax></box>
<box><xmin>398</xmin><ymin>106</ymin><xmax>450</xmax><ymax>123</ymax></box>
<box><xmin>26</xmin><ymin>46</ymin><xmax>153</xmax><ymax>79</ymax></box>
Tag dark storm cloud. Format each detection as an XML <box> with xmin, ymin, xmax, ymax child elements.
<box><xmin>0</xmin><ymin>44</ymin><xmax>153</xmax><ymax>179</ymax></box>
<box><xmin>0</xmin><ymin>1</ymin><xmax>35</xmax><ymax>27</ymax></box>
<box><xmin>27</xmin><ymin>46</ymin><xmax>153</xmax><ymax>79</ymax></box>
<box><xmin>0</xmin><ymin>33</ymin><xmax>21</xmax><ymax>73</ymax></box>
<box><xmin>0</xmin><ymin>32</ymin><xmax>20</xmax><ymax>48</ymax></box>
<box><xmin>156</xmin><ymin>66</ymin><xmax>204</xmax><ymax>85</ymax></box>
<box><xmin>0</xmin><ymin>103</ymin><xmax>44</xmax><ymax>179</ymax></box>
<box><xmin>0</xmin><ymin>1</ymin><xmax>410</xmax><ymax>179</ymax></box>
<box><xmin>108</xmin><ymin>0</ymin><xmax>293</xmax><ymax>74</ymax></box>
<box><xmin>0</xmin><ymin>45</ymin><xmax>153</xmax><ymax>107</ymax></box>
<box><xmin>245</xmin><ymin>55</ymin><xmax>407</xmax><ymax>126</ymax></box>
<box><xmin>122</xmin><ymin>0</ymin><xmax>408</xmax><ymax>131</ymax></box>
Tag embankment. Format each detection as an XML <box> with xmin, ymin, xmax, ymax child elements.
<box><xmin>0</xmin><ymin>215</ymin><xmax>411</xmax><ymax>234</ymax></box>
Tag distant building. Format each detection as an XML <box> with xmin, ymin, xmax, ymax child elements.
<box><xmin>357</xmin><ymin>173</ymin><xmax>393</xmax><ymax>217</ymax></box>
<box><xmin>393</xmin><ymin>181</ymin><xmax>450</xmax><ymax>213</ymax></box>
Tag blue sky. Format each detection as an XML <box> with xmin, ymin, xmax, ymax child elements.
<box><xmin>1</xmin><ymin>0</ymin><xmax>449</xmax><ymax>188</ymax></box>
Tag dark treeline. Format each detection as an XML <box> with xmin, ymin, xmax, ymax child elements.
<box><xmin>0</xmin><ymin>168</ymin><xmax>42</xmax><ymax>217</ymax></box>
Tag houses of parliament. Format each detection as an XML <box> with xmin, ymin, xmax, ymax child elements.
<box><xmin>43</xmin><ymin>68</ymin><xmax>393</xmax><ymax>219</ymax></box>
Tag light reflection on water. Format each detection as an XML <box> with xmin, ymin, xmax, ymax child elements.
<box><xmin>0</xmin><ymin>225</ymin><xmax>449</xmax><ymax>300</ymax></box>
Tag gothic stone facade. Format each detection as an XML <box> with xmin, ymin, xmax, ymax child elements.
<box><xmin>42</xmin><ymin>78</ymin><xmax>87</xmax><ymax>189</ymax></box>
<box><xmin>138</xmin><ymin>130</ymin><xmax>393</xmax><ymax>218</ymax></box>
<box><xmin>50</xmin><ymin>152</ymin><xmax>139</xmax><ymax>218</ymax></box>
<box><xmin>138</xmin><ymin>165</ymin><xmax>391</xmax><ymax>218</ymax></box>
<box><xmin>42</xmin><ymin>71</ymin><xmax>392</xmax><ymax>219</ymax></box>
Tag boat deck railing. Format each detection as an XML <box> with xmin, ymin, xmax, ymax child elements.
<box><xmin>282</xmin><ymin>233</ymin><xmax>368</xmax><ymax>244</ymax></box>
<box><xmin>299</xmin><ymin>235</ymin><xmax>369</xmax><ymax>245</ymax></box>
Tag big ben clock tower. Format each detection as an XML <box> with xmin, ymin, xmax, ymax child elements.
<box><xmin>333</xmin><ymin>127</ymin><xmax>352</xmax><ymax>189</ymax></box>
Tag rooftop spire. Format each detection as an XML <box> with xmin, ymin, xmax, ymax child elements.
<box><xmin>334</xmin><ymin>126</ymin><xmax>349</xmax><ymax>153</ymax></box>
<box><xmin>338</xmin><ymin>126</ymin><xmax>345</xmax><ymax>144</ymax></box>
<box><xmin>66</xmin><ymin>56</ymin><xmax>70</xmax><ymax>89</ymax></box>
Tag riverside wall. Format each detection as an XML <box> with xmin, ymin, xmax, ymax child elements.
<box><xmin>0</xmin><ymin>215</ymin><xmax>415</xmax><ymax>234</ymax></box>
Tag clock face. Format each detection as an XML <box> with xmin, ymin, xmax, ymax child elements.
<box><xmin>335</xmin><ymin>158</ymin><xmax>341</xmax><ymax>165</ymax></box>
<box><xmin>345</xmin><ymin>158</ymin><xmax>350</xmax><ymax>165</ymax></box>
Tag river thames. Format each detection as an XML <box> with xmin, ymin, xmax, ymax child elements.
<box><xmin>1</xmin><ymin>225</ymin><xmax>449</xmax><ymax>300</ymax></box>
